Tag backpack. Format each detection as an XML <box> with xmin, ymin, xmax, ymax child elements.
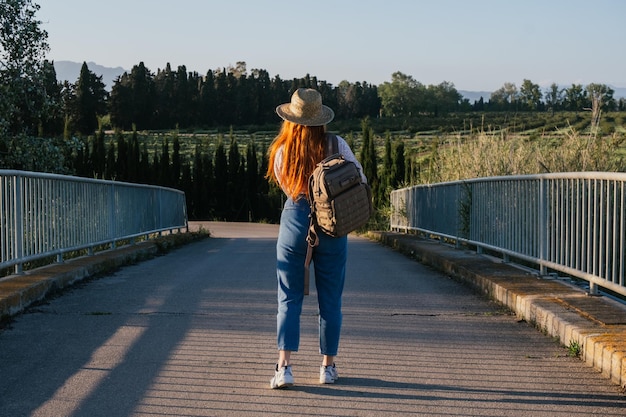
<box><xmin>308</xmin><ymin>134</ymin><xmax>373</xmax><ymax>238</ymax></box>
<box><xmin>304</xmin><ymin>133</ymin><xmax>373</xmax><ymax>294</ymax></box>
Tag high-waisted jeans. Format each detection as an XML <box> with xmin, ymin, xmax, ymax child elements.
<box><xmin>276</xmin><ymin>197</ymin><xmax>347</xmax><ymax>356</ymax></box>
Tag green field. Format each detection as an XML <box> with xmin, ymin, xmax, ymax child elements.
<box><xmin>104</xmin><ymin>111</ymin><xmax>626</xmax><ymax>171</ymax></box>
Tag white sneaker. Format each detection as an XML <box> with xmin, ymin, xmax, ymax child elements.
<box><xmin>320</xmin><ymin>364</ymin><xmax>338</xmax><ymax>384</ymax></box>
<box><xmin>270</xmin><ymin>364</ymin><xmax>294</xmax><ymax>389</ymax></box>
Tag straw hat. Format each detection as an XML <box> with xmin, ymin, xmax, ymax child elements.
<box><xmin>276</xmin><ymin>88</ymin><xmax>334</xmax><ymax>126</ymax></box>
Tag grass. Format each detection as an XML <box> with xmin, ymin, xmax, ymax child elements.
<box><xmin>568</xmin><ymin>340</ymin><xmax>582</xmax><ymax>358</ymax></box>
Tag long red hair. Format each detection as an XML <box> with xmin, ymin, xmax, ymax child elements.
<box><xmin>266</xmin><ymin>121</ymin><xmax>326</xmax><ymax>200</ymax></box>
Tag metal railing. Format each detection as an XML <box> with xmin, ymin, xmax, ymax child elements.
<box><xmin>1</xmin><ymin>170</ymin><xmax>188</xmax><ymax>274</ymax></box>
<box><xmin>390</xmin><ymin>172</ymin><xmax>626</xmax><ymax>298</ymax></box>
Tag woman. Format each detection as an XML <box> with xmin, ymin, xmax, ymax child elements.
<box><xmin>266</xmin><ymin>88</ymin><xmax>366</xmax><ymax>389</ymax></box>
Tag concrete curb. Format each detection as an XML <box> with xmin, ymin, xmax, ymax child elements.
<box><xmin>368</xmin><ymin>231</ymin><xmax>626</xmax><ymax>389</ymax></box>
<box><xmin>0</xmin><ymin>242</ymin><xmax>159</xmax><ymax>320</ymax></box>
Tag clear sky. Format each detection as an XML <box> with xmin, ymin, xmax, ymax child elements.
<box><xmin>36</xmin><ymin>0</ymin><xmax>626</xmax><ymax>91</ymax></box>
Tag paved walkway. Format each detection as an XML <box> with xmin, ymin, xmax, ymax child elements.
<box><xmin>0</xmin><ymin>222</ymin><xmax>625</xmax><ymax>416</ymax></box>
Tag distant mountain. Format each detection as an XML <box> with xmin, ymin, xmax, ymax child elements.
<box><xmin>612</xmin><ymin>86</ymin><xmax>626</xmax><ymax>99</ymax></box>
<box><xmin>459</xmin><ymin>86</ymin><xmax>626</xmax><ymax>102</ymax></box>
<box><xmin>53</xmin><ymin>60</ymin><xmax>127</xmax><ymax>89</ymax></box>
<box><xmin>459</xmin><ymin>90</ymin><xmax>492</xmax><ymax>103</ymax></box>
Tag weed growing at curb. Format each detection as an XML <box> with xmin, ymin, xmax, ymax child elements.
<box><xmin>568</xmin><ymin>340</ymin><xmax>582</xmax><ymax>358</ymax></box>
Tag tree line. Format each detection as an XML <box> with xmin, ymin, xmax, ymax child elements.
<box><xmin>67</xmin><ymin>116</ymin><xmax>404</xmax><ymax>224</ymax></box>
<box><xmin>71</xmin><ymin>127</ymin><xmax>277</xmax><ymax>222</ymax></box>
<box><xmin>10</xmin><ymin>58</ymin><xmax>625</xmax><ymax>140</ymax></box>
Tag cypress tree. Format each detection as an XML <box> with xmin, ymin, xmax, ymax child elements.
<box><xmin>174</xmin><ymin>66</ymin><xmax>190</xmax><ymax>127</ymax></box>
<box><xmin>191</xmin><ymin>145</ymin><xmax>206</xmax><ymax>219</ymax></box>
<box><xmin>105</xmin><ymin>139</ymin><xmax>116</xmax><ymax>180</ymax></box>
<box><xmin>392</xmin><ymin>140</ymin><xmax>406</xmax><ymax>188</ymax></box>
<box><xmin>40</xmin><ymin>60</ymin><xmax>64</xmax><ymax>136</ymax></box>
<box><xmin>127</xmin><ymin>129</ymin><xmax>140</xmax><ymax>183</ymax></box>
<box><xmin>199</xmin><ymin>70</ymin><xmax>216</xmax><ymax>127</ymax></box>
<box><xmin>245</xmin><ymin>140</ymin><xmax>259</xmax><ymax>221</ymax></box>
<box><xmin>160</xmin><ymin>138</ymin><xmax>171</xmax><ymax>187</ymax></box>
<box><xmin>360</xmin><ymin>117</ymin><xmax>379</xmax><ymax>207</ymax></box>
<box><xmin>109</xmin><ymin>73</ymin><xmax>133</xmax><ymax>130</ymax></box>
<box><xmin>115</xmin><ymin>131</ymin><xmax>128</xmax><ymax>181</ymax></box>
<box><xmin>213</xmin><ymin>137</ymin><xmax>228</xmax><ymax>218</ymax></box>
<box><xmin>171</xmin><ymin>132</ymin><xmax>181</xmax><ymax>188</ymax></box>
<box><xmin>227</xmin><ymin>131</ymin><xmax>243</xmax><ymax>219</ymax></box>
<box><xmin>203</xmin><ymin>154</ymin><xmax>215</xmax><ymax>218</ymax></box>
<box><xmin>139</xmin><ymin>142</ymin><xmax>151</xmax><ymax>184</ymax></box>
<box><xmin>91</xmin><ymin>127</ymin><xmax>106</xmax><ymax>178</ymax></box>
<box><xmin>151</xmin><ymin>145</ymin><xmax>160</xmax><ymax>185</ymax></box>
<box><xmin>379</xmin><ymin>132</ymin><xmax>393</xmax><ymax>206</ymax></box>
<box><xmin>153</xmin><ymin>64</ymin><xmax>175</xmax><ymax>129</ymax></box>
<box><xmin>72</xmin><ymin>62</ymin><xmax>107</xmax><ymax>136</ymax></box>
<box><xmin>129</xmin><ymin>62</ymin><xmax>155</xmax><ymax>129</ymax></box>
<box><xmin>227</xmin><ymin>132</ymin><xmax>240</xmax><ymax>184</ymax></box>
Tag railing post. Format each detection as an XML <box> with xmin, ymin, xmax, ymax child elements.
<box><xmin>455</xmin><ymin>183</ymin><xmax>461</xmax><ymax>249</ymax></box>
<box><xmin>13</xmin><ymin>175</ymin><xmax>23</xmax><ymax>275</ymax></box>
<box><xmin>109</xmin><ymin>182</ymin><xmax>117</xmax><ymax>249</ymax></box>
<box><xmin>158</xmin><ymin>188</ymin><xmax>163</xmax><ymax>231</ymax></box>
<box><xmin>539</xmin><ymin>177</ymin><xmax>548</xmax><ymax>276</ymax></box>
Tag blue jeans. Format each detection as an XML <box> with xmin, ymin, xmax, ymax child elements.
<box><xmin>276</xmin><ymin>197</ymin><xmax>347</xmax><ymax>356</ymax></box>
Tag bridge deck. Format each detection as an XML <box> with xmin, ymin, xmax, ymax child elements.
<box><xmin>0</xmin><ymin>222</ymin><xmax>625</xmax><ymax>416</ymax></box>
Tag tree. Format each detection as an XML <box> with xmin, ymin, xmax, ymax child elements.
<box><xmin>519</xmin><ymin>79</ymin><xmax>542</xmax><ymax>110</ymax></box>
<box><xmin>90</xmin><ymin>127</ymin><xmax>106</xmax><ymax>178</ymax></box>
<box><xmin>378</xmin><ymin>72</ymin><xmax>422</xmax><ymax>117</ymax></box>
<box><xmin>245</xmin><ymin>140</ymin><xmax>259</xmax><ymax>221</ymax></box>
<box><xmin>159</xmin><ymin>138</ymin><xmax>171</xmax><ymax>187</ymax></box>
<box><xmin>110</xmin><ymin>62</ymin><xmax>155</xmax><ymax>130</ymax></box>
<box><xmin>199</xmin><ymin>69</ymin><xmax>216</xmax><ymax>127</ymax></box>
<box><xmin>214</xmin><ymin>69</ymin><xmax>235</xmax><ymax>125</ymax></box>
<box><xmin>115</xmin><ymin>131</ymin><xmax>128</xmax><ymax>180</ymax></box>
<box><xmin>252</xmin><ymin>68</ymin><xmax>273</xmax><ymax>124</ymax></box>
<box><xmin>544</xmin><ymin>83</ymin><xmax>564</xmax><ymax>113</ymax></box>
<box><xmin>213</xmin><ymin>138</ymin><xmax>228</xmax><ymax>218</ymax></box>
<box><xmin>38</xmin><ymin>60</ymin><xmax>63</xmax><ymax>136</ymax></box>
<box><xmin>171</xmin><ymin>132</ymin><xmax>181</xmax><ymax>187</ymax></box>
<box><xmin>378</xmin><ymin>132</ymin><xmax>393</xmax><ymax>205</ymax></box>
<box><xmin>173</xmin><ymin>65</ymin><xmax>191</xmax><ymax>127</ymax></box>
<box><xmin>129</xmin><ymin>62</ymin><xmax>155</xmax><ymax>129</ymax></box>
<box><xmin>0</xmin><ymin>0</ymin><xmax>49</xmax><ymax>137</ymax></box>
<box><xmin>563</xmin><ymin>84</ymin><xmax>586</xmax><ymax>112</ymax></box>
<box><xmin>490</xmin><ymin>82</ymin><xmax>518</xmax><ymax>110</ymax></box>
<box><xmin>360</xmin><ymin>118</ymin><xmax>379</xmax><ymax>207</ymax></box>
<box><xmin>586</xmin><ymin>83</ymin><xmax>615</xmax><ymax>112</ymax></box>
<box><xmin>153</xmin><ymin>63</ymin><xmax>175</xmax><ymax>128</ymax></box>
<box><xmin>105</xmin><ymin>139</ymin><xmax>116</xmax><ymax>179</ymax></box>
<box><xmin>586</xmin><ymin>83</ymin><xmax>616</xmax><ymax>133</ymax></box>
<box><xmin>70</xmin><ymin>62</ymin><xmax>107</xmax><ymax>135</ymax></box>
<box><xmin>227</xmin><ymin>131</ymin><xmax>244</xmax><ymax>218</ymax></box>
<box><xmin>127</xmin><ymin>129</ymin><xmax>140</xmax><ymax>182</ymax></box>
<box><xmin>109</xmin><ymin>73</ymin><xmax>133</xmax><ymax>129</ymax></box>
<box><xmin>391</xmin><ymin>139</ymin><xmax>406</xmax><ymax>188</ymax></box>
<box><xmin>426</xmin><ymin>81</ymin><xmax>462</xmax><ymax>116</ymax></box>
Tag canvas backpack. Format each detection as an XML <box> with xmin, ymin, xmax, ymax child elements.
<box><xmin>303</xmin><ymin>133</ymin><xmax>373</xmax><ymax>294</ymax></box>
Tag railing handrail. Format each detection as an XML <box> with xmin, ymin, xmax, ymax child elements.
<box><xmin>0</xmin><ymin>169</ymin><xmax>185</xmax><ymax>191</ymax></box>
<box><xmin>390</xmin><ymin>172</ymin><xmax>626</xmax><ymax>298</ymax></box>
<box><xmin>392</xmin><ymin>171</ymin><xmax>626</xmax><ymax>191</ymax></box>
<box><xmin>1</xmin><ymin>170</ymin><xmax>188</xmax><ymax>275</ymax></box>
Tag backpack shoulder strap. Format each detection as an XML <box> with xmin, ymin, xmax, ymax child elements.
<box><xmin>325</xmin><ymin>132</ymin><xmax>339</xmax><ymax>156</ymax></box>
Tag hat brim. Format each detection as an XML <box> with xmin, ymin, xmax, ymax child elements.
<box><xmin>275</xmin><ymin>103</ymin><xmax>335</xmax><ymax>126</ymax></box>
